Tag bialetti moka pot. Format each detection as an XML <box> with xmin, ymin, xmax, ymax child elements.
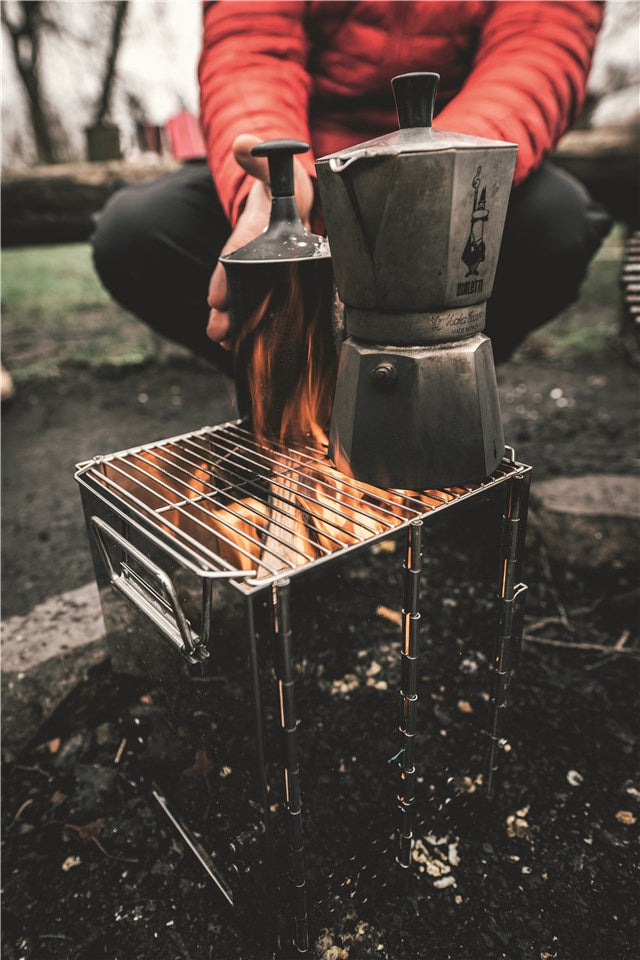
<box><xmin>316</xmin><ymin>72</ymin><xmax>517</xmax><ymax>489</ymax></box>
<box><xmin>220</xmin><ymin>139</ymin><xmax>334</xmax><ymax>428</ymax></box>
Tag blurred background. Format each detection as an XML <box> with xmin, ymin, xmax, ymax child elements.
<box><xmin>1</xmin><ymin>6</ymin><xmax>639</xmax><ymax>959</ymax></box>
<box><xmin>1</xmin><ymin>0</ymin><xmax>638</xmax><ymax>167</ymax></box>
<box><xmin>1</xmin><ymin>0</ymin><xmax>638</xmax><ymax>386</ymax></box>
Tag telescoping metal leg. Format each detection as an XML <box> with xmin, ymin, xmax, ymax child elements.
<box><xmin>273</xmin><ymin>578</ymin><xmax>309</xmax><ymax>954</ymax></box>
<box><xmin>397</xmin><ymin>519</ymin><xmax>423</xmax><ymax>870</ymax></box>
<box><xmin>245</xmin><ymin>595</ymin><xmax>279</xmax><ymax>951</ymax></box>
<box><xmin>485</xmin><ymin>472</ymin><xmax>531</xmax><ymax>801</ymax></box>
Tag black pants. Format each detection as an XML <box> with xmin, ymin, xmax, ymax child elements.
<box><xmin>92</xmin><ymin>160</ymin><xmax>611</xmax><ymax>365</ymax></box>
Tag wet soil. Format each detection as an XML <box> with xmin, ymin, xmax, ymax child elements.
<box><xmin>2</xmin><ymin>352</ymin><xmax>639</xmax><ymax>960</ymax></box>
<box><xmin>2</xmin><ymin>512</ymin><xmax>638</xmax><ymax>960</ymax></box>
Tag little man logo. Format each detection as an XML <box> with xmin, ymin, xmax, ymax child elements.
<box><xmin>460</xmin><ymin>165</ymin><xmax>489</xmax><ymax>280</ymax></box>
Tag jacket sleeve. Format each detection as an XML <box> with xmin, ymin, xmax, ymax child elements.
<box><xmin>199</xmin><ymin>1</ymin><xmax>314</xmax><ymax>225</ymax></box>
<box><xmin>434</xmin><ymin>1</ymin><xmax>603</xmax><ymax>185</ymax></box>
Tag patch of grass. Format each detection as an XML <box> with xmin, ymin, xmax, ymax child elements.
<box><xmin>0</xmin><ymin>226</ymin><xmax>626</xmax><ymax>384</ymax></box>
<box><xmin>2</xmin><ymin>243</ymin><xmax>155</xmax><ymax>382</ymax></box>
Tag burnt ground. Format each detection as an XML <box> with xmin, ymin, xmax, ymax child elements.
<box><xmin>2</xmin><ymin>230</ymin><xmax>639</xmax><ymax>960</ymax></box>
<box><xmin>2</xmin><ymin>349</ymin><xmax>639</xmax><ymax>960</ymax></box>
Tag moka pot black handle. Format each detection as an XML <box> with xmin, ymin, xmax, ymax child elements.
<box><xmin>251</xmin><ymin>139</ymin><xmax>309</xmax><ymax>222</ymax></box>
<box><xmin>391</xmin><ymin>72</ymin><xmax>440</xmax><ymax>129</ymax></box>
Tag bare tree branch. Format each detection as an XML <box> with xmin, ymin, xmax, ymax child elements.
<box><xmin>94</xmin><ymin>0</ymin><xmax>129</xmax><ymax>126</ymax></box>
<box><xmin>1</xmin><ymin>1</ymin><xmax>59</xmax><ymax>162</ymax></box>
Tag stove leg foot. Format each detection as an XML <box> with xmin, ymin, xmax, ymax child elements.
<box><xmin>396</xmin><ymin>519</ymin><xmax>423</xmax><ymax>870</ymax></box>
<box><xmin>273</xmin><ymin>578</ymin><xmax>309</xmax><ymax>954</ymax></box>
<box><xmin>485</xmin><ymin>472</ymin><xmax>530</xmax><ymax>801</ymax></box>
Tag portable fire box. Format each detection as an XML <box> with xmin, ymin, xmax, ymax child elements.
<box><xmin>75</xmin><ymin>418</ymin><xmax>531</xmax><ymax>956</ymax></box>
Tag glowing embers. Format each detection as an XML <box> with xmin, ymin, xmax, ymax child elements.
<box><xmin>88</xmin><ymin>422</ymin><xmax>495</xmax><ymax>586</ymax></box>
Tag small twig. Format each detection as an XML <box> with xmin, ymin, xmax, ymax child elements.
<box><xmin>167</xmin><ymin>928</ymin><xmax>194</xmax><ymax>960</ymax></box>
<box><xmin>526</xmin><ymin>616</ymin><xmax>573</xmax><ymax>633</ymax></box>
<box><xmin>91</xmin><ymin>835</ymin><xmax>138</xmax><ymax>863</ymax></box>
<box><xmin>13</xmin><ymin>763</ymin><xmax>51</xmax><ymax>779</ymax></box>
<box><xmin>39</xmin><ymin>934</ymin><xmax>73</xmax><ymax>942</ymax></box>
<box><xmin>615</xmin><ymin>629</ymin><xmax>631</xmax><ymax>650</ymax></box>
<box><xmin>524</xmin><ymin>633</ymin><xmax>640</xmax><ymax>658</ymax></box>
<box><xmin>114</xmin><ymin>737</ymin><xmax>126</xmax><ymax>765</ymax></box>
<box><xmin>8</xmin><ymin>797</ymin><xmax>33</xmax><ymax>830</ymax></box>
<box><xmin>537</xmin><ymin>543</ymin><xmax>573</xmax><ymax>630</ymax></box>
<box><xmin>569</xmin><ymin>595</ymin><xmax>605</xmax><ymax>617</ymax></box>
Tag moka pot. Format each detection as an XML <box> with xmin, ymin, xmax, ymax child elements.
<box><xmin>316</xmin><ymin>72</ymin><xmax>517</xmax><ymax>489</ymax></box>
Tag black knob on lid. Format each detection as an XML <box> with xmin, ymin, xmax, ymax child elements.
<box><xmin>391</xmin><ymin>72</ymin><xmax>440</xmax><ymax>129</ymax></box>
<box><xmin>251</xmin><ymin>138</ymin><xmax>309</xmax><ymax>198</ymax></box>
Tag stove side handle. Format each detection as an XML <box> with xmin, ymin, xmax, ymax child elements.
<box><xmin>89</xmin><ymin>515</ymin><xmax>209</xmax><ymax>666</ymax></box>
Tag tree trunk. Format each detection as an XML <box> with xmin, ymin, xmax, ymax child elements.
<box><xmin>1</xmin><ymin>1</ymin><xmax>59</xmax><ymax>163</ymax></box>
<box><xmin>94</xmin><ymin>0</ymin><xmax>129</xmax><ymax>126</ymax></box>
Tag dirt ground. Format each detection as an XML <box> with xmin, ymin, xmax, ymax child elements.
<box><xmin>1</xmin><ymin>238</ymin><xmax>639</xmax><ymax>960</ymax></box>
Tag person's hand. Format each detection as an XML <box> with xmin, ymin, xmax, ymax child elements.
<box><xmin>207</xmin><ymin>133</ymin><xmax>314</xmax><ymax>346</ymax></box>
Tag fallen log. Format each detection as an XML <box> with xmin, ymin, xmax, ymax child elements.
<box><xmin>1</xmin><ymin>158</ymin><xmax>179</xmax><ymax>247</ymax></box>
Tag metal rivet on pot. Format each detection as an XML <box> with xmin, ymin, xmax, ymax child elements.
<box><xmin>372</xmin><ymin>362</ymin><xmax>397</xmax><ymax>390</ymax></box>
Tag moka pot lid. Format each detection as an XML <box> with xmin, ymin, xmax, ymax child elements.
<box><xmin>317</xmin><ymin>73</ymin><xmax>516</xmax><ymax>172</ymax></box>
<box><xmin>220</xmin><ymin>139</ymin><xmax>330</xmax><ymax>266</ymax></box>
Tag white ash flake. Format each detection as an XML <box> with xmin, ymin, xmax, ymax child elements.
<box><xmin>448</xmin><ymin>843</ymin><xmax>460</xmax><ymax>867</ymax></box>
<box><xmin>412</xmin><ymin>836</ymin><xmax>460</xmax><ymax>888</ymax></box>
<box><xmin>506</xmin><ymin>805</ymin><xmax>532</xmax><ymax>839</ymax></box>
<box><xmin>330</xmin><ymin>674</ymin><xmax>360</xmax><ymax>695</ymax></box>
<box><xmin>61</xmin><ymin>855</ymin><xmax>81</xmax><ymax>871</ymax></box>
<box><xmin>433</xmin><ymin>876</ymin><xmax>457</xmax><ymax>889</ymax></box>
<box><xmin>450</xmin><ymin>772</ymin><xmax>483</xmax><ymax>795</ymax></box>
<box><xmin>459</xmin><ymin>657</ymin><xmax>478</xmax><ymax>675</ymax></box>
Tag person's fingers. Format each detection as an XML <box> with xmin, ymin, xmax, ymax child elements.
<box><xmin>206</xmin><ymin>133</ymin><xmax>315</xmax><ymax>340</ymax></box>
<box><xmin>207</xmin><ymin>307</ymin><xmax>230</xmax><ymax>344</ymax></box>
<box><xmin>233</xmin><ymin>134</ymin><xmax>270</xmax><ymax>182</ymax></box>
<box><xmin>208</xmin><ymin>182</ymin><xmax>271</xmax><ymax>309</ymax></box>
<box><xmin>207</xmin><ymin>261</ymin><xmax>229</xmax><ymax>311</ymax></box>
<box><xmin>234</xmin><ymin>132</ymin><xmax>314</xmax><ymax>219</ymax></box>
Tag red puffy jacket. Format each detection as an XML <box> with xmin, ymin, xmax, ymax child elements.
<box><xmin>199</xmin><ymin>1</ymin><xmax>603</xmax><ymax>225</ymax></box>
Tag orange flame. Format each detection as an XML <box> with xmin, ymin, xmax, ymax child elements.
<box><xmin>94</xmin><ymin>272</ymin><xmax>467</xmax><ymax>580</ymax></box>
<box><xmin>234</xmin><ymin>262</ymin><xmax>336</xmax><ymax>447</ymax></box>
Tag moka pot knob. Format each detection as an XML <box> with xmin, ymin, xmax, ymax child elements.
<box><xmin>391</xmin><ymin>72</ymin><xmax>440</xmax><ymax>129</ymax></box>
<box><xmin>251</xmin><ymin>139</ymin><xmax>309</xmax><ymax>222</ymax></box>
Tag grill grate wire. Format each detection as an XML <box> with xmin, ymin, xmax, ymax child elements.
<box><xmin>77</xmin><ymin>420</ymin><xmax>526</xmax><ymax>592</ymax></box>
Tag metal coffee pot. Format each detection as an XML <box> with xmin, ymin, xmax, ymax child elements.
<box><xmin>316</xmin><ymin>72</ymin><xmax>517</xmax><ymax>489</ymax></box>
<box><xmin>220</xmin><ymin>139</ymin><xmax>334</xmax><ymax>424</ymax></box>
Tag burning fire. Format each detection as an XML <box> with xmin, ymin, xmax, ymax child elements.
<box><xmin>95</xmin><ymin>271</ymin><xmax>466</xmax><ymax>580</ymax></box>
<box><xmin>234</xmin><ymin>262</ymin><xmax>337</xmax><ymax>447</ymax></box>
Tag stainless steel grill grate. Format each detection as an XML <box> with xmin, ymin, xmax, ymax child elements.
<box><xmin>76</xmin><ymin>419</ymin><xmax>527</xmax><ymax>592</ymax></box>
